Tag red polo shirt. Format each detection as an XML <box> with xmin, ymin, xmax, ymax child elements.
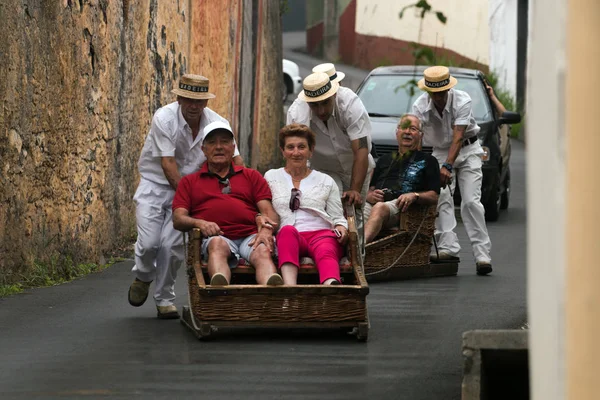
<box><xmin>172</xmin><ymin>163</ymin><xmax>272</xmax><ymax>240</ymax></box>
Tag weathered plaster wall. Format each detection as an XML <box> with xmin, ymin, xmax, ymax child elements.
<box><xmin>355</xmin><ymin>0</ymin><xmax>490</xmax><ymax>65</ymax></box>
<box><xmin>190</xmin><ymin>0</ymin><xmax>283</xmax><ymax>172</ymax></box>
<box><xmin>249</xmin><ymin>0</ymin><xmax>284</xmax><ymax>172</ymax></box>
<box><xmin>489</xmin><ymin>0</ymin><xmax>518</xmax><ymax>97</ymax></box>
<box><xmin>0</xmin><ymin>0</ymin><xmax>190</xmax><ymax>280</ymax></box>
<box><xmin>190</xmin><ymin>0</ymin><xmax>240</xmax><ymax>127</ymax></box>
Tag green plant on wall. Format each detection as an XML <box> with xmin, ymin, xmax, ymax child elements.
<box><xmin>399</xmin><ymin>1</ymin><xmax>446</xmax><ymax>23</ymax></box>
<box><xmin>280</xmin><ymin>0</ymin><xmax>289</xmax><ymax>15</ymax></box>
<box><xmin>485</xmin><ymin>71</ymin><xmax>524</xmax><ymax>138</ymax></box>
<box><xmin>397</xmin><ymin>1</ymin><xmax>523</xmax><ymax>137</ymax></box>
<box><xmin>0</xmin><ymin>222</ymin><xmax>129</xmax><ymax>298</ymax></box>
<box><xmin>395</xmin><ymin>1</ymin><xmax>448</xmax><ymax>106</ymax></box>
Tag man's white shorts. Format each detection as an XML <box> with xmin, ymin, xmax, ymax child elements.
<box><xmin>201</xmin><ymin>234</ymin><xmax>258</xmax><ymax>268</ymax></box>
<box><xmin>363</xmin><ymin>200</ymin><xmax>400</xmax><ymax>230</ymax></box>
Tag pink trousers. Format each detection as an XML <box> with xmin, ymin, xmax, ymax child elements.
<box><xmin>276</xmin><ymin>226</ymin><xmax>343</xmax><ymax>283</ymax></box>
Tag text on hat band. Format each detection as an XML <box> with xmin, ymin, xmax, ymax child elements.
<box><xmin>179</xmin><ymin>83</ymin><xmax>209</xmax><ymax>93</ymax></box>
<box><xmin>328</xmin><ymin>73</ymin><xmax>338</xmax><ymax>81</ymax></box>
<box><xmin>424</xmin><ymin>78</ymin><xmax>450</xmax><ymax>89</ymax></box>
<box><xmin>304</xmin><ymin>81</ymin><xmax>332</xmax><ymax>98</ymax></box>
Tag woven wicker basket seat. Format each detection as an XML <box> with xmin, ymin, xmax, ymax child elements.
<box><xmin>363</xmin><ymin>204</ymin><xmax>458</xmax><ymax>282</ymax></box>
<box><xmin>201</xmin><ymin>258</ymin><xmax>354</xmax><ymax>284</ymax></box>
<box><xmin>181</xmin><ymin>204</ymin><xmax>370</xmax><ymax>341</ymax></box>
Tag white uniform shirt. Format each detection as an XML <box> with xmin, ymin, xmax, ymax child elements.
<box><xmin>287</xmin><ymin>86</ymin><xmax>375</xmax><ymax>179</ymax></box>
<box><xmin>412</xmin><ymin>89</ymin><xmax>480</xmax><ymax>149</ymax></box>
<box><xmin>137</xmin><ymin>102</ymin><xmax>239</xmax><ymax>186</ymax></box>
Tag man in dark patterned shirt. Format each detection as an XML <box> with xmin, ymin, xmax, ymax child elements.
<box><xmin>364</xmin><ymin>114</ymin><xmax>440</xmax><ymax>243</ymax></box>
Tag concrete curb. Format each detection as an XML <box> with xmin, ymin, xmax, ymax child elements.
<box><xmin>462</xmin><ymin>330</ymin><xmax>529</xmax><ymax>400</ymax></box>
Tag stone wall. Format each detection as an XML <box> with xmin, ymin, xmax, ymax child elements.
<box><xmin>0</xmin><ymin>0</ymin><xmax>190</xmax><ymax>281</ymax></box>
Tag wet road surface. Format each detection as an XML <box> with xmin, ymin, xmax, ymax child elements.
<box><xmin>0</xmin><ymin>141</ymin><xmax>526</xmax><ymax>400</ymax></box>
<box><xmin>0</xmin><ymin>33</ymin><xmax>527</xmax><ymax>400</ymax></box>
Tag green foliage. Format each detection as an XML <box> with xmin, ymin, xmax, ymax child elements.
<box><xmin>0</xmin><ymin>213</ymin><xmax>135</xmax><ymax>298</ymax></box>
<box><xmin>0</xmin><ymin>257</ymin><xmax>123</xmax><ymax>298</ymax></box>
<box><xmin>399</xmin><ymin>118</ymin><xmax>413</xmax><ymax>129</ymax></box>
<box><xmin>21</xmin><ymin>256</ymin><xmax>99</xmax><ymax>287</ymax></box>
<box><xmin>510</xmin><ymin>119</ymin><xmax>524</xmax><ymax>139</ymax></box>
<box><xmin>435</xmin><ymin>12</ymin><xmax>447</xmax><ymax>24</ymax></box>
<box><xmin>398</xmin><ymin>1</ymin><xmax>455</xmax><ymax>98</ymax></box>
<box><xmin>0</xmin><ymin>235</ymin><xmax>126</xmax><ymax>299</ymax></box>
<box><xmin>396</xmin><ymin>2</ymin><xmax>526</xmax><ymax>139</ymax></box>
<box><xmin>399</xmin><ymin>1</ymin><xmax>446</xmax><ymax>24</ymax></box>
<box><xmin>376</xmin><ymin>56</ymin><xmax>394</xmax><ymax>67</ymax></box>
<box><xmin>280</xmin><ymin>0</ymin><xmax>289</xmax><ymax>15</ymax></box>
<box><xmin>408</xmin><ymin>42</ymin><xmax>467</xmax><ymax>68</ymax></box>
<box><xmin>485</xmin><ymin>70</ymin><xmax>525</xmax><ymax>139</ymax></box>
<box><xmin>0</xmin><ymin>284</ymin><xmax>23</xmax><ymax>297</ymax></box>
<box><xmin>396</xmin><ymin>78</ymin><xmax>420</xmax><ymax>98</ymax></box>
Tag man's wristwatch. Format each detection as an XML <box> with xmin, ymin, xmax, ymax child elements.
<box><xmin>442</xmin><ymin>162</ymin><xmax>453</xmax><ymax>172</ymax></box>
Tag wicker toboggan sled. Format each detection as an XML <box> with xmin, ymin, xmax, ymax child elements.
<box><xmin>363</xmin><ymin>204</ymin><xmax>459</xmax><ymax>282</ymax></box>
<box><xmin>180</xmin><ymin>204</ymin><xmax>370</xmax><ymax>341</ymax></box>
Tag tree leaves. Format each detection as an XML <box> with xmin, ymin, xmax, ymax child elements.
<box><xmin>398</xmin><ymin>1</ymin><xmax>446</xmax><ymax>25</ymax></box>
<box><xmin>397</xmin><ymin>1</ymin><xmax>448</xmax><ymax>112</ymax></box>
<box><xmin>436</xmin><ymin>12</ymin><xmax>447</xmax><ymax>24</ymax></box>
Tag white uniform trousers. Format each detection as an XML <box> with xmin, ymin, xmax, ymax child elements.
<box><xmin>132</xmin><ymin>178</ymin><xmax>184</xmax><ymax>306</ymax></box>
<box><xmin>432</xmin><ymin>143</ymin><xmax>492</xmax><ymax>263</ymax></box>
<box><xmin>321</xmin><ymin>169</ymin><xmax>371</xmax><ymax>204</ymax></box>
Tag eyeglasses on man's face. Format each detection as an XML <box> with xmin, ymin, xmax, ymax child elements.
<box><xmin>397</xmin><ymin>125</ymin><xmax>421</xmax><ymax>134</ymax></box>
<box><xmin>289</xmin><ymin>188</ymin><xmax>301</xmax><ymax>211</ymax></box>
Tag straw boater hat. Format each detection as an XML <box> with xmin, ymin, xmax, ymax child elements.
<box><xmin>171</xmin><ymin>74</ymin><xmax>216</xmax><ymax>100</ymax></box>
<box><xmin>312</xmin><ymin>63</ymin><xmax>345</xmax><ymax>83</ymax></box>
<box><xmin>298</xmin><ymin>72</ymin><xmax>339</xmax><ymax>102</ymax></box>
<box><xmin>417</xmin><ymin>66</ymin><xmax>458</xmax><ymax>93</ymax></box>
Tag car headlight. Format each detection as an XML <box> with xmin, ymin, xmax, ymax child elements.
<box><xmin>481</xmin><ymin>146</ymin><xmax>490</xmax><ymax>162</ymax></box>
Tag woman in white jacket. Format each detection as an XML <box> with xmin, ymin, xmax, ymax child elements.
<box><xmin>264</xmin><ymin>124</ymin><xmax>348</xmax><ymax>285</ymax></box>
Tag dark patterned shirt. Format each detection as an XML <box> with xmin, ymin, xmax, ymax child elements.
<box><xmin>370</xmin><ymin>151</ymin><xmax>440</xmax><ymax>195</ymax></box>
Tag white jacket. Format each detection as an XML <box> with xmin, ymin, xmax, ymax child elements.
<box><xmin>264</xmin><ymin>168</ymin><xmax>348</xmax><ymax>230</ymax></box>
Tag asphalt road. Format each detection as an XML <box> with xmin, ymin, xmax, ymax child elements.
<box><xmin>0</xmin><ymin>34</ymin><xmax>527</xmax><ymax>400</ymax></box>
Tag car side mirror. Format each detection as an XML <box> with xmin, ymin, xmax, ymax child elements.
<box><xmin>498</xmin><ymin>111</ymin><xmax>522</xmax><ymax>125</ymax></box>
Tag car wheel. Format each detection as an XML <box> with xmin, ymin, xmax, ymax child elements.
<box><xmin>283</xmin><ymin>74</ymin><xmax>293</xmax><ymax>102</ymax></box>
<box><xmin>500</xmin><ymin>167</ymin><xmax>510</xmax><ymax>210</ymax></box>
<box><xmin>484</xmin><ymin>172</ymin><xmax>501</xmax><ymax>222</ymax></box>
<box><xmin>282</xmin><ymin>79</ymin><xmax>288</xmax><ymax>102</ymax></box>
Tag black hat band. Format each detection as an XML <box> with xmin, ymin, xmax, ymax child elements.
<box><xmin>328</xmin><ymin>73</ymin><xmax>338</xmax><ymax>81</ymax></box>
<box><xmin>179</xmin><ymin>83</ymin><xmax>209</xmax><ymax>93</ymax></box>
<box><xmin>424</xmin><ymin>78</ymin><xmax>450</xmax><ymax>88</ymax></box>
<box><xmin>304</xmin><ymin>81</ymin><xmax>332</xmax><ymax>98</ymax></box>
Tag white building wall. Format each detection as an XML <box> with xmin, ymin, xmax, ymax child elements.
<box><xmin>527</xmin><ymin>0</ymin><xmax>566</xmax><ymax>397</ymax></box>
<box><xmin>355</xmin><ymin>0</ymin><xmax>489</xmax><ymax>65</ymax></box>
<box><xmin>489</xmin><ymin>0</ymin><xmax>518</xmax><ymax>97</ymax></box>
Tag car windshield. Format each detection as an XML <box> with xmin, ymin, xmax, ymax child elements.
<box><xmin>357</xmin><ymin>74</ymin><xmax>493</xmax><ymax>122</ymax></box>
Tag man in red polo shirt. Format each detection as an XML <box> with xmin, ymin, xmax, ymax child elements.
<box><xmin>172</xmin><ymin>121</ymin><xmax>283</xmax><ymax>286</ymax></box>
